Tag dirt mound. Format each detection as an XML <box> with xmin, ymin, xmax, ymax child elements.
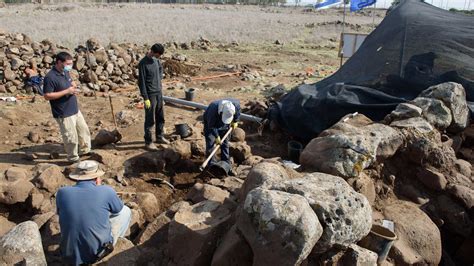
<box><xmin>162</xmin><ymin>59</ymin><xmax>199</xmax><ymax>77</ymax></box>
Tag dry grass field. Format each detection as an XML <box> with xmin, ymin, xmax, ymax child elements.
<box><xmin>0</xmin><ymin>3</ymin><xmax>383</xmax><ymax>47</ymax></box>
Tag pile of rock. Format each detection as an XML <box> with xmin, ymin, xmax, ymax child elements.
<box><xmin>0</xmin><ymin>30</ymin><xmax>204</xmax><ymax>95</ymax></box>
<box><xmin>299</xmin><ymin>82</ymin><xmax>473</xmax><ymax>265</ymax></box>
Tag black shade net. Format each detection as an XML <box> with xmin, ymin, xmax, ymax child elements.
<box><xmin>269</xmin><ymin>0</ymin><xmax>474</xmax><ymax>141</ymax></box>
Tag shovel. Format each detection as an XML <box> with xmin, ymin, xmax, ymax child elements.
<box><xmin>108</xmin><ymin>95</ymin><xmax>122</xmax><ymax>142</ymax></box>
<box><xmin>199</xmin><ymin>127</ymin><xmax>233</xmax><ymax>171</ymax></box>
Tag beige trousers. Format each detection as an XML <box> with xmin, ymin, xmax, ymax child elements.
<box><xmin>55</xmin><ymin>111</ymin><xmax>91</xmax><ymax>162</ymax></box>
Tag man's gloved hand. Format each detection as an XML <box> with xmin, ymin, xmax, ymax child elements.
<box><xmin>215</xmin><ymin>136</ymin><xmax>222</xmax><ymax>145</ymax></box>
<box><xmin>144</xmin><ymin>99</ymin><xmax>151</xmax><ymax>109</ymax></box>
<box><xmin>231</xmin><ymin>122</ymin><xmax>238</xmax><ymax>130</ymax></box>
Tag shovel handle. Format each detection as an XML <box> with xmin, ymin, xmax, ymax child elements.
<box><xmin>109</xmin><ymin>95</ymin><xmax>118</xmax><ymax>129</ymax></box>
<box><xmin>199</xmin><ymin>127</ymin><xmax>233</xmax><ymax>171</ymax></box>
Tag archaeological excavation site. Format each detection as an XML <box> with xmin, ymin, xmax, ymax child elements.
<box><xmin>0</xmin><ymin>0</ymin><xmax>473</xmax><ymax>265</ymax></box>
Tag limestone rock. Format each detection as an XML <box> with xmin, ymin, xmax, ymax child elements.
<box><xmin>237</xmin><ymin>188</ymin><xmax>322</xmax><ymax>265</ymax></box>
<box><xmin>187</xmin><ymin>183</ymin><xmax>230</xmax><ymax>204</ymax></box>
<box><xmin>419</xmin><ymin>82</ymin><xmax>470</xmax><ymax>132</ymax></box>
<box><xmin>240</xmin><ymin>162</ymin><xmax>288</xmax><ymax>200</ymax></box>
<box><xmin>168</xmin><ymin>200</ymin><xmax>232</xmax><ymax>266</ymax></box>
<box><xmin>270</xmin><ymin>173</ymin><xmax>372</xmax><ymax>253</ymax></box>
<box><xmin>0</xmin><ymin>221</ymin><xmax>47</xmax><ymax>265</ymax></box>
<box><xmin>383</xmin><ymin>201</ymin><xmax>442</xmax><ymax>265</ymax></box>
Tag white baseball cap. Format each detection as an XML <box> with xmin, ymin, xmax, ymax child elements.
<box><xmin>218</xmin><ymin>100</ymin><xmax>235</xmax><ymax>125</ymax></box>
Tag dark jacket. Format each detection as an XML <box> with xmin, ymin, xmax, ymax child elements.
<box><xmin>138</xmin><ymin>55</ymin><xmax>163</xmax><ymax>100</ymax></box>
<box><xmin>203</xmin><ymin>99</ymin><xmax>241</xmax><ymax>137</ymax></box>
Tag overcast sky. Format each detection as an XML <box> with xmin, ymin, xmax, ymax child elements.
<box><xmin>291</xmin><ymin>0</ymin><xmax>472</xmax><ymax>9</ymax></box>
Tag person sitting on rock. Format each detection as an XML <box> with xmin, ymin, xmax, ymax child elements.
<box><xmin>24</xmin><ymin>67</ymin><xmax>44</xmax><ymax>95</ymax></box>
<box><xmin>138</xmin><ymin>43</ymin><xmax>169</xmax><ymax>150</ymax></box>
<box><xmin>56</xmin><ymin>160</ymin><xmax>131</xmax><ymax>265</ymax></box>
<box><xmin>43</xmin><ymin>52</ymin><xmax>91</xmax><ymax>163</ymax></box>
<box><xmin>203</xmin><ymin>99</ymin><xmax>241</xmax><ymax>169</ymax></box>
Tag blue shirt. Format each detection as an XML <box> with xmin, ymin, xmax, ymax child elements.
<box><xmin>56</xmin><ymin>181</ymin><xmax>124</xmax><ymax>265</ymax></box>
<box><xmin>203</xmin><ymin>99</ymin><xmax>241</xmax><ymax>137</ymax></box>
<box><xmin>43</xmin><ymin>67</ymin><xmax>78</xmax><ymax>118</ymax></box>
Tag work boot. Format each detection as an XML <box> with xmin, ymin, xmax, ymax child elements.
<box><xmin>145</xmin><ymin>143</ymin><xmax>158</xmax><ymax>151</ymax></box>
<box><xmin>156</xmin><ymin>136</ymin><xmax>170</xmax><ymax>145</ymax></box>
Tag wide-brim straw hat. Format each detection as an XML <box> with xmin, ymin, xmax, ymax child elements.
<box><xmin>69</xmin><ymin>160</ymin><xmax>105</xmax><ymax>181</ymax></box>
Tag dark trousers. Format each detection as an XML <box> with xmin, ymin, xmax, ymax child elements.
<box><xmin>204</xmin><ymin>127</ymin><xmax>230</xmax><ymax>164</ymax></box>
<box><xmin>144</xmin><ymin>93</ymin><xmax>165</xmax><ymax>144</ymax></box>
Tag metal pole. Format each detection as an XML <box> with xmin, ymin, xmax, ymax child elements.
<box><xmin>162</xmin><ymin>96</ymin><xmax>263</xmax><ymax>123</ymax></box>
<box><xmin>371</xmin><ymin>2</ymin><xmax>376</xmax><ymax>29</ymax></box>
<box><xmin>339</xmin><ymin>1</ymin><xmax>347</xmax><ymax>68</ymax></box>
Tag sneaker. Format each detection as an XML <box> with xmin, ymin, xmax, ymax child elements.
<box><xmin>156</xmin><ymin>136</ymin><xmax>170</xmax><ymax>145</ymax></box>
<box><xmin>145</xmin><ymin>143</ymin><xmax>158</xmax><ymax>151</ymax></box>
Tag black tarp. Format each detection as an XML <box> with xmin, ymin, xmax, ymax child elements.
<box><xmin>268</xmin><ymin>0</ymin><xmax>474</xmax><ymax>141</ymax></box>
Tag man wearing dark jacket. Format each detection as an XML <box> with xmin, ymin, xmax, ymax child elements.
<box><xmin>203</xmin><ymin>99</ymin><xmax>241</xmax><ymax>166</ymax></box>
<box><xmin>138</xmin><ymin>43</ymin><xmax>169</xmax><ymax>150</ymax></box>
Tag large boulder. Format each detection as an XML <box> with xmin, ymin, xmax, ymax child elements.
<box><xmin>0</xmin><ymin>175</ymin><xmax>34</xmax><ymax>204</ymax></box>
<box><xmin>35</xmin><ymin>164</ymin><xmax>72</xmax><ymax>193</ymax></box>
<box><xmin>271</xmin><ymin>173</ymin><xmax>372</xmax><ymax>253</ymax></box>
<box><xmin>300</xmin><ymin>114</ymin><xmax>403</xmax><ymax>178</ymax></box>
<box><xmin>187</xmin><ymin>183</ymin><xmax>230</xmax><ymax>204</ymax></box>
<box><xmin>211</xmin><ymin>225</ymin><xmax>253</xmax><ymax>266</ymax></box>
<box><xmin>240</xmin><ymin>162</ymin><xmax>289</xmax><ymax>200</ymax></box>
<box><xmin>237</xmin><ymin>188</ymin><xmax>322</xmax><ymax>265</ymax></box>
<box><xmin>168</xmin><ymin>200</ymin><xmax>232</xmax><ymax>266</ymax></box>
<box><xmin>383</xmin><ymin>201</ymin><xmax>442</xmax><ymax>265</ymax></box>
<box><xmin>419</xmin><ymin>82</ymin><xmax>470</xmax><ymax>132</ymax></box>
<box><xmin>0</xmin><ymin>221</ymin><xmax>47</xmax><ymax>265</ymax></box>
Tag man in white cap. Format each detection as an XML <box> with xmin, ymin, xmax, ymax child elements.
<box><xmin>203</xmin><ymin>99</ymin><xmax>241</xmax><ymax>167</ymax></box>
<box><xmin>56</xmin><ymin>160</ymin><xmax>131</xmax><ymax>265</ymax></box>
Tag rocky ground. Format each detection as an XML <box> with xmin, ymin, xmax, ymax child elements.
<box><xmin>0</xmin><ymin>4</ymin><xmax>473</xmax><ymax>266</ymax></box>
